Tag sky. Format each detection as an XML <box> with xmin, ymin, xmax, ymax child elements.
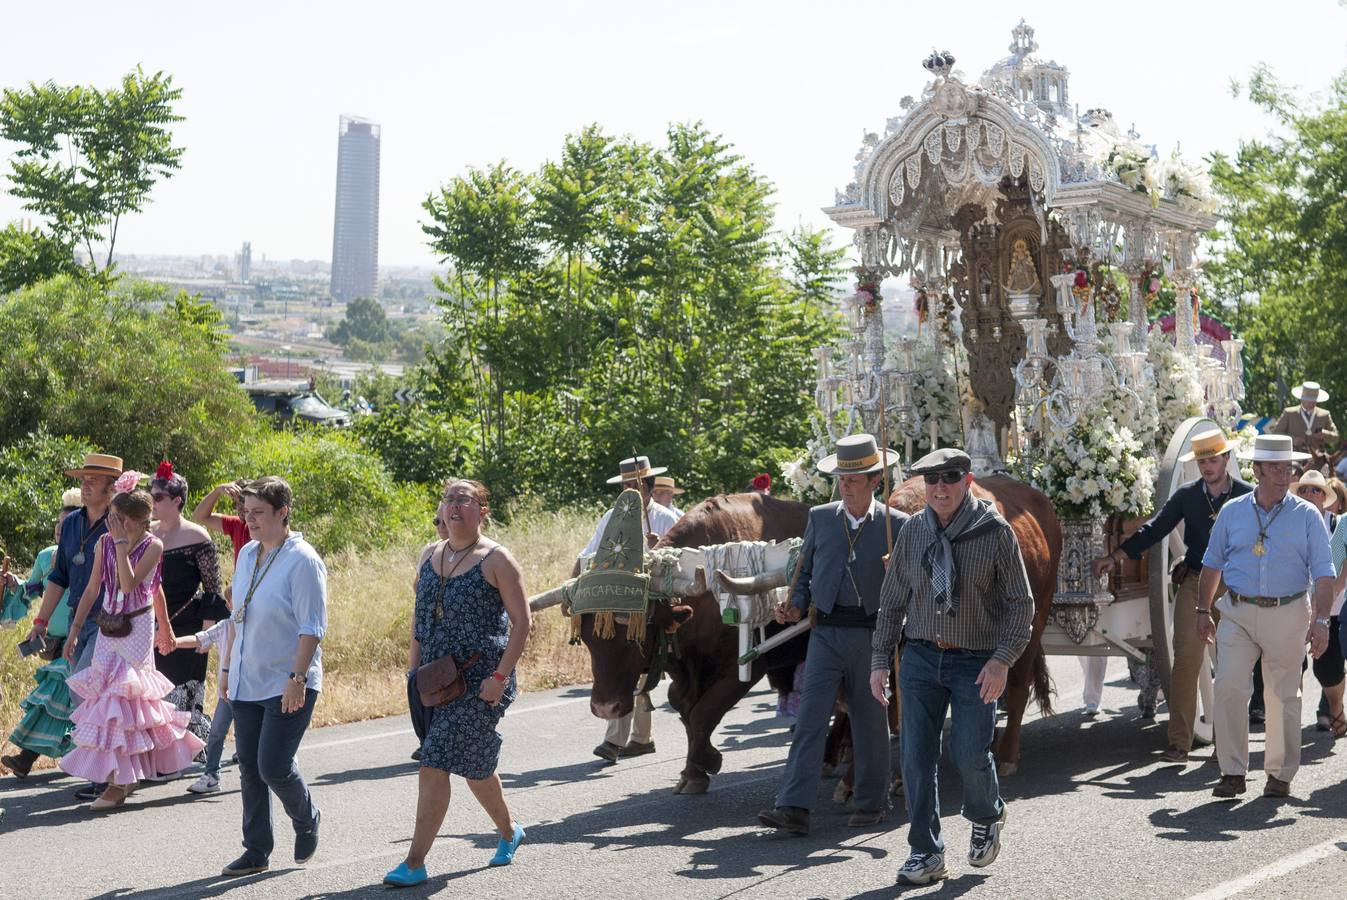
<box><xmin>1</xmin><ymin>0</ymin><xmax>1344</xmax><ymax>269</ymax></box>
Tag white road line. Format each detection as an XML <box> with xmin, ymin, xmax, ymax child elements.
<box><xmin>1185</xmin><ymin>833</ymin><xmax>1347</xmax><ymax>900</ymax></box>
<box><xmin>300</xmin><ymin>693</ymin><xmax>592</xmax><ymax>752</ymax></box>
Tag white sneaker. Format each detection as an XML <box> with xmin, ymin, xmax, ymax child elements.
<box><xmin>187</xmin><ymin>774</ymin><xmax>220</xmax><ymax>794</ymax></box>
<box><xmin>969</xmin><ymin>806</ymin><xmax>1008</xmax><ymax>867</ymax></box>
<box><xmin>895</xmin><ymin>851</ymin><xmax>948</xmax><ymax>885</ymax></box>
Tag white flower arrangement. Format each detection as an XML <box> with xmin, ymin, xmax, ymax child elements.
<box><xmin>780</xmin><ymin>456</ymin><xmax>832</xmax><ymax>503</ymax></box>
<box><xmin>907</xmin><ymin>340</ymin><xmax>964</xmax><ymax>452</ymax></box>
<box><xmin>1160</xmin><ymin>152</ymin><xmax>1220</xmax><ymax>215</ymax></box>
<box><xmin>1095</xmin><ymin>139</ymin><xmax>1217</xmax><ymax>215</ymax></box>
<box><xmin>1230</xmin><ymin>427</ymin><xmax>1258</xmax><ymax>483</ymax></box>
<box><xmin>1034</xmin><ymin>404</ymin><xmax>1157</xmax><ymax>520</ymax></box>
<box><xmin>1148</xmin><ymin>328</ymin><xmax>1205</xmax><ymax>450</ymax></box>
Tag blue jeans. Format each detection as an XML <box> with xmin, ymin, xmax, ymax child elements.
<box><xmin>900</xmin><ymin>640</ymin><xmax>1004</xmax><ymax>855</ymax></box>
<box><xmin>775</xmin><ymin>625</ymin><xmax>890</xmax><ymax>813</ymax></box>
<box><xmin>232</xmin><ymin>691</ymin><xmax>319</xmax><ymax>859</ymax></box>
<box><xmin>203</xmin><ymin>696</ymin><xmax>235</xmax><ymax>778</ymax></box>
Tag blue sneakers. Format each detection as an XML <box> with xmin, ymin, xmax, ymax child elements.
<box><xmin>489</xmin><ymin>823</ymin><xmax>526</xmax><ymax>867</ymax></box>
<box><xmin>383</xmin><ymin>862</ymin><xmax>428</xmax><ymax>888</ymax></box>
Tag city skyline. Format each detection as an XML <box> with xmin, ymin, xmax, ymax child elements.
<box><xmin>0</xmin><ymin>1</ymin><xmax>1343</xmax><ymax>268</ymax></box>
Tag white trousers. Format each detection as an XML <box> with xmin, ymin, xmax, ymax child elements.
<box><xmin>1213</xmin><ymin>593</ymin><xmax>1310</xmax><ymax>781</ymax></box>
<box><xmin>1078</xmin><ymin>656</ymin><xmax>1109</xmax><ymax>708</ymax></box>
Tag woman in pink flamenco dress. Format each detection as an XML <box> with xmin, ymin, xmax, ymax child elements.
<box><xmin>61</xmin><ymin>488</ymin><xmax>205</xmax><ymax>810</ymax></box>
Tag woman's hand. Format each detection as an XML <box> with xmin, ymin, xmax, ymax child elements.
<box><xmin>106</xmin><ymin>510</ymin><xmax>127</xmax><ymax>543</ymax></box>
<box><xmin>63</xmin><ymin>632</ymin><xmax>79</xmax><ymax>663</ymax></box>
<box><xmin>155</xmin><ymin>625</ymin><xmax>177</xmax><ymax>656</ymax></box>
<box><xmin>219</xmin><ymin>671</ymin><xmax>229</xmax><ymax>703</ymax></box>
<box><xmin>478</xmin><ymin>675</ymin><xmax>506</xmax><ymax>706</ymax></box>
<box><xmin>281</xmin><ymin>677</ymin><xmax>306</xmax><ymax>714</ymax></box>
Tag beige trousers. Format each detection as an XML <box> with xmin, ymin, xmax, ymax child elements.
<box><xmin>1168</xmin><ymin>576</ymin><xmax>1214</xmax><ymax>751</ymax></box>
<box><xmin>604</xmin><ymin>674</ymin><xmax>653</xmax><ymax>746</ymax></box>
<box><xmin>1213</xmin><ymin>592</ymin><xmax>1310</xmax><ymax>781</ymax></box>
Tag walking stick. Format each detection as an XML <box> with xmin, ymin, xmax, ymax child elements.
<box><xmin>878</xmin><ymin>380</ymin><xmax>894</xmax><ymax>559</ymax></box>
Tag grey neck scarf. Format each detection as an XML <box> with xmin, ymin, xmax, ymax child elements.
<box><xmin>921</xmin><ymin>491</ymin><xmax>1003</xmax><ymax>617</ymax></box>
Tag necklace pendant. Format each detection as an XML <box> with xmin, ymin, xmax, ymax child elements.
<box><xmin>1253</xmin><ymin>539</ymin><xmax>1267</xmax><ymax>558</ymax></box>
<box><xmin>1210</xmin><ymin>512</ymin><xmax>1218</xmax><ymax>521</ymax></box>
<box><xmin>232</xmin><ymin>606</ymin><xmax>246</xmax><ymax>624</ymax></box>
<box><xmin>71</xmin><ymin>551</ymin><xmax>86</xmax><ymax>567</ymax></box>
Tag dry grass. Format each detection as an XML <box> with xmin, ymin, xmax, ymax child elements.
<box><xmin>0</xmin><ymin>504</ymin><xmax>600</xmax><ymax>754</ymax></box>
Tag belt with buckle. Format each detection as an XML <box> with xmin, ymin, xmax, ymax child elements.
<box><xmin>1229</xmin><ymin>590</ymin><xmax>1305</xmax><ymax>608</ymax></box>
<box><xmin>935</xmin><ymin>638</ymin><xmax>964</xmax><ymax>651</ymax></box>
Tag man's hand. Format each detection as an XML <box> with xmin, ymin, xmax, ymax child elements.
<box><xmin>215</xmin><ymin>482</ymin><xmax>243</xmax><ymax>502</ymax></box>
<box><xmin>869</xmin><ymin>669</ymin><xmax>890</xmax><ymax>707</ymax></box>
<box><xmin>975</xmin><ymin>658</ymin><xmax>1009</xmax><ymax>704</ymax></box>
<box><xmin>1090</xmin><ymin>554</ymin><xmax>1117</xmax><ymax>580</ymax></box>
<box><xmin>774</xmin><ymin>602</ymin><xmax>802</xmax><ymax>625</ymax></box>
<box><xmin>1196</xmin><ymin>611</ymin><xmax>1216</xmax><ymax>646</ymax></box>
<box><xmin>1308</xmin><ymin>620</ymin><xmax>1330</xmax><ymax>659</ymax></box>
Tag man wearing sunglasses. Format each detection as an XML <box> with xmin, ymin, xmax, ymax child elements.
<box><xmin>869</xmin><ymin>448</ymin><xmax>1033</xmax><ymax>886</ymax></box>
<box><xmin>757</xmin><ymin>433</ymin><xmax>907</xmax><ymax>837</ymax></box>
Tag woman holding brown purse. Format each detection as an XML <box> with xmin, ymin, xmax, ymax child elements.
<box><xmin>384</xmin><ymin>479</ymin><xmax>531</xmax><ymax>888</ymax></box>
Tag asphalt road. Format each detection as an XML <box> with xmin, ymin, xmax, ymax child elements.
<box><xmin>3</xmin><ymin>656</ymin><xmax>1347</xmax><ymax>899</ymax></box>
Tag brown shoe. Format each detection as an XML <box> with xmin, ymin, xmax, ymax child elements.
<box><xmin>1263</xmin><ymin>776</ymin><xmax>1291</xmax><ymax>798</ymax></box>
<box><xmin>847</xmin><ymin>806</ymin><xmax>888</xmax><ymax>827</ymax></box>
<box><xmin>620</xmin><ymin>740</ymin><xmax>656</xmax><ymax>758</ymax></box>
<box><xmin>592</xmin><ymin>741</ymin><xmax>622</xmax><ymax>763</ymax></box>
<box><xmin>757</xmin><ymin>806</ymin><xmax>810</xmax><ymax>835</ymax></box>
<box><xmin>1212</xmin><ymin>774</ymin><xmax>1247</xmax><ymax>799</ymax></box>
<box><xmin>2</xmin><ymin>749</ymin><xmax>38</xmax><ymax>779</ymax></box>
<box><xmin>1160</xmin><ymin>745</ymin><xmax>1189</xmax><ymax>763</ymax></box>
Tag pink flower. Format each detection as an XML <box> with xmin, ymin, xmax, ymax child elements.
<box><xmin>113</xmin><ymin>470</ymin><xmax>141</xmax><ymax>493</ymax></box>
<box><xmin>1148</xmin><ymin>278</ymin><xmax>1160</xmax><ymax>293</ymax></box>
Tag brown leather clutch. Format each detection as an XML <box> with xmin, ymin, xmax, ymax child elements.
<box><xmin>416</xmin><ymin>651</ymin><xmax>483</xmax><ymax>707</ymax></box>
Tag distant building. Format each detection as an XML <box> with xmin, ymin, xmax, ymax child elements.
<box><xmin>330</xmin><ymin>115</ymin><xmax>381</xmax><ymax>302</ymax></box>
<box><xmin>239</xmin><ymin>241</ymin><xmax>252</xmax><ymax>283</ymax></box>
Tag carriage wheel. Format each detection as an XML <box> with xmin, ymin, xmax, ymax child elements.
<box><xmin>1148</xmin><ymin>415</ymin><xmax>1225</xmax><ymax>743</ymax></box>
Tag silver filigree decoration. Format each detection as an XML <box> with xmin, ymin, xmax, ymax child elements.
<box><xmin>1029</xmin><ymin>158</ymin><xmax>1045</xmax><ymax>193</ymax></box>
<box><xmin>965</xmin><ymin>120</ymin><xmax>981</xmax><ymax>151</ymax></box>
<box><xmin>906</xmin><ymin>155</ymin><xmax>922</xmax><ymax>189</ymax></box>
<box><xmin>945</xmin><ymin>124</ymin><xmax>962</xmax><ymax>152</ymax></box>
<box><xmin>889</xmin><ymin>166</ymin><xmax>905</xmax><ymax>207</ymax></box>
<box><xmin>1051</xmin><ymin>604</ymin><xmax>1099</xmax><ymax>644</ymax></box>
<box><xmin>1009</xmin><ymin>144</ymin><xmax>1026</xmax><ymax>178</ymax></box>
<box><xmin>924</xmin><ymin>130</ymin><xmax>943</xmax><ymax>165</ymax></box>
<box><xmin>942</xmin><ymin>143</ymin><xmax>971</xmax><ymax>185</ymax></box>
<box><xmin>972</xmin><ymin>151</ymin><xmax>1004</xmax><ymax>186</ymax></box>
<box><xmin>985</xmin><ymin>123</ymin><xmax>1005</xmax><ymax>157</ymax></box>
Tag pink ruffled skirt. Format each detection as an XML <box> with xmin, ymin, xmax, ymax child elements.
<box><xmin>62</xmin><ymin>611</ymin><xmax>205</xmax><ymax>785</ymax></box>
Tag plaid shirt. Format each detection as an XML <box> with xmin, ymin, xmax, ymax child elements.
<box><xmin>870</xmin><ymin>502</ymin><xmax>1034</xmax><ymax>670</ymax></box>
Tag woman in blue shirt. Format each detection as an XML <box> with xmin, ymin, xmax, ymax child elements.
<box><xmin>218</xmin><ymin>476</ymin><xmax>327</xmax><ymax>878</ymax></box>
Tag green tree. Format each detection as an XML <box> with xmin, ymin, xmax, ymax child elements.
<box><xmin>1205</xmin><ymin>66</ymin><xmax>1347</xmax><ymax>414</ymax></box>
<box><xmin>0</xmin><ymin>223</ymin><xmax>80</xmax><ymax>294</ymax></box>
<box><xmin>328</xmin><ymin>296</ymin><xmax>392</xmax><ymax>346</ymax></box>
<box><xmin>0</xmin><ymin>67</ymin><xmax>184</xmax><ymax>275</ymax></box>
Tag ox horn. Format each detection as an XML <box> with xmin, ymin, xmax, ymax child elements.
<box><xmin>715</xmin><ymin>567</ymin><xmax>789</xmax><ymax>595</ymax></box>
<box><xmin>528</xmin><ymin>583</ymin><xmax>571</xmax><ymax>612</ymax></box>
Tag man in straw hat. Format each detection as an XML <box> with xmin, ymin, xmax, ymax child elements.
<box><xmin>1089</xmin><ymin>428</ymin><xmax>1251</xmax><ymax>762</ymax></box>
<box><xmin>23</xmin><ymin>452</ymin><xmax>122</xmax><ymax>801</ymax></box>
<box><xmin>1198</xmin><ymin>433</ymin><xmax>1335</xmax><ymax>799</ymax></box>
<box><xmin>757</xmin><ymin>433</ymin><xmax>907</xmax><ymax>837</ymax></box>
<box><xmin>869</xmin><ymin>448</ymin><xmax>1032</xmax><ymax>885</ymax></box>
<box><xmin>1268</xmin><ymin>381</ymin><xmax>1339</xmax><ymax>455</ymax></box>
<box><xmin>650</xmin><ymin>475</ymin><xmax>685</xmax><ymax>519</ymax></box>
<box><xmin>575</xmin><ymin>456</ymin><xmax>680</xmax><ymax>763</ymax></box>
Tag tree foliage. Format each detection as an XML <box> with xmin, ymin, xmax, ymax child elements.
<box><xmin>0</xmin><ymin>429</ymin><xmax>94</xmax><ymax>564</ymax></box>
<box><xmin>414</xmin><ymin>122</ymin><xmax>846</xmax><ymax>503</ymax></box>
<box><xmin>1205</xmin><ymin>67</ymin><xmax>1347</xmax><ymax>414</ymax></box>
<box><xmin>0</xmin><ymin>67</ymin><xmax>184</xmax><ymax>276</ymax></box>
<box><xmin>0</xmin><ymin>223</ymin><xmax>81</xmax><ymax>294</ymax></box>
<box><xmin>0</xmin><ymin>276</ymin><xmax>259</xmax><ymax>480</ymax></box>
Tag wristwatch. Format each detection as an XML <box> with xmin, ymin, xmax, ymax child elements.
<box><xmin>1314</xmin><ymin>617</ymin><xmax>1331</xmax><ymax>627</ymax></box>
<box><xmin>288</xmin><ymin>671</ymin><xmax>308</xmax><ymax>685</ymax></box>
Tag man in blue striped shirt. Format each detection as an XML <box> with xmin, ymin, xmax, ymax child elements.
<box><xmin>1198</xmin><ymin>435</ymin><xmax>1335</xmax><ymax>799</ymax></box>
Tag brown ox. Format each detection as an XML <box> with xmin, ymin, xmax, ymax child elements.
<box><xmin>576</xmin><ymin>493</ymin><xmax>810</xmax><ymax>794</ymax></box>
<box><xmin>887</xmin><ymin>473</ymin><xmax>1060</xmax><ymax>774</ymax></box>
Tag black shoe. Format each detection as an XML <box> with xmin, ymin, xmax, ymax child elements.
<box><xmin>2</xmin><ymin>748</ymin><xmax>39</xmax><ymax>779</ymax></box>
<box><xmin>592</xmin><ymin>741</ymin><xmax>622</xmax><ymax>763</ymax></box>
<box><xmin>410</xmin><ymin>747</ymin><xmax>422</xmax><ymax>762</ymax></box>
<box><xmin>1212</xmin><ymin>774</ymin><xmax>1247</xmax><ymax>799</ymax></box>
<box><xmin>757</xmin><ymin>806</ymin><xmax>810</xmax><ymax>835</ymax></box>
<box><xmin>74</xmin><ymin>782</ymin><xmax>107</xmax><ymax>801</ymax></box>
<box><xmin>620</xmin><ymin>740</ymin><xmax>656</xmax><ymax>758</ymax></box>
<box><xmin>221</xmin><ymin>852</ymin><xmax>269</xmax><ymax>877</ymax></box>
<box><xmin>295</xmin><ymin>808</ymin><xmax>321</xmax><ymax>864</ymax></box>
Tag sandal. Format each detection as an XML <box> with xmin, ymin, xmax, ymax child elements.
<box><xmin>1330</xmin><ymin>713</ymin><xmax>1347</xmax><ymax>739</ymax></box>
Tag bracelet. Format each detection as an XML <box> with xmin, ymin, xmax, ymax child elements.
<box><xmin>490</xmin><ymin>671</ymin><xmax>507</xmax><ymax>683</ymax></box>
<box><xmin>1195</xmin><ymin>608</ymin><xmax>1212</xmax><ymax>616</ymax></box>
<box><xmin>32</xmin><ymin>617</ymin><xmax>48</xmax><ymax>628</ymax></box>
<box><xmin>113</xmin><ymin>538</ymin><xmax>129</xmax><ymax>545</ymax></box>
<box><xmin>221</xmin><ymin>668</ymin><xmax>229</xmax><ymax>673</ymax></box>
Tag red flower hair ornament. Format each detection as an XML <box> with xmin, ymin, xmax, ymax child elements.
<box><xmin>155</xmin><ymin>460</ymin><xmax>175</xmax><ymax>481</ymax></box>
<box><xmin>752</xmin><ymin>473</ymin><xmax>772</xmax><ymax>492</ymax></box>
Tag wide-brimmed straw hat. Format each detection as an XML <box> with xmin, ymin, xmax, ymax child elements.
<box><xmin>605</xmin><ymin>455</ymin><xmax>668</xmax><ymax>485</ymax></box>
<box><xmin>1178</xmin><ymin>428</ymin><xmax>1234</xmax><ymax>462</ymax></box>
<box><xmin>652</xmin><ymin>475</ymin><xmax>685</xmax><ymax>495</ymax></box>
<box><xmin>1292</xmin><ymin>381</ymin><xmax>1330</xmax><ymax>403</ymax></box>
<box><xmin>1291</xmin><ymin>469</ymin><xmax>1337</xmax><ymax>509</ymax></box>
<box><xmin>64</xmin><ymin>453</ymin><xmax>123</xmax><ymax>479</ymax></box>
<box><xmin>1237</xmin><ymin>433</ymin><xmax>1310</xmax><ymax>463</ymax></box>
<box><xmin>817</xmin><ymin>433</ymin><xmax>899</xmax><ymax>476</ymax></box>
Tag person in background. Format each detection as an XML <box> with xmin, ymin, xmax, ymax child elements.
<box><xmin>650</xmin><ymin>476</ymin><xmax>686</xmax><ymax>519</ymax></box>
<box><xmin>2</xmin><ymin>489</ymin><xmax>84</xmax><ymax>778</ymax></box>
<box><xmin>385</xmin><ymin>479</ymin><xmax>530</xmax><ymax>887</ymax></box>
<box><xmin>192</xmin><ymin>480</ymin><xmax>252</xmax><ymax>562</ymax></box>
<box><xmin>171</xmin><ymin>615</ymin><xmax>237</xmax><ymax>794</ymax></box>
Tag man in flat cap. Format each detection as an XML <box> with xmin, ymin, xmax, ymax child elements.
<box><xmin>870</xmin><ymin>448</ymin><xmax>1033</xmax><ymax>886</ymax></box>
<box><xmin>757</xmin><ymin>433</ymin><xmax>907</xmax><ymax>837</ymax></box>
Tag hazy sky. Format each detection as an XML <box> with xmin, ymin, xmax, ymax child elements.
<box><xmin>1</xmin><ymin>1</ymin><xmax>1344</xmax><ymax>268</ymax></box>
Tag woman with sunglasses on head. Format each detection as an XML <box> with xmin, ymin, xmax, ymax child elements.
<box><xmin>149</xmin><ymin>462</ymin><xmax>228</xmax><ymax>775</ymax></box>
<box><xmin>384</xmin><ymin>478</ymin><xmax>530</xmax><ymax>887</ymax></box>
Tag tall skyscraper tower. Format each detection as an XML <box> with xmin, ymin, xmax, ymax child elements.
<box><xmin>239</xmin><ymin>241</ymin><xmax>252</xmax><ymax>283</ymax></box>
<box><xmin>330</xmin><ymin>115</ymin><xmax>380</xmax><ymax>302</ymax></box>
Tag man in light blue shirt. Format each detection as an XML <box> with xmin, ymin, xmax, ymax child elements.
<box><xmin>1198</xmin><ymin>435</ymin><xmax>1335</xmax><ymax>800</ymax></box>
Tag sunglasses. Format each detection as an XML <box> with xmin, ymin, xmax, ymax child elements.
<box><xmin>923</xmin><ymin>471</ymin><xmax>965</xmax><ymax>485</ymax></box>
<box><xmin>150</xmin><ymin>492</ymin><xmax>171</xmax><ymax>503</ymax></box>
<box><xmin>432</xmin><ymin>516</ymin><xmax>443</xmax><ymax>527</ymax></box>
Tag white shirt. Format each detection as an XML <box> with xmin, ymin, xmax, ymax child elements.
<box><xmin>227</xmin><ymin>532</ymin><xmax>327</xmax><ymax>702</ymax></box>
<box><xmin>580</xmin><ymin>500</ymin><xmax>680</xmax><ymax>559</ymax></box>
<box><xmin>1302</xmin><ymin>406</ymin><xmax>1316</xmax><ymax>431</ymax></box>
<box><xmin>839</xmin><ymin>499</ymin><xmax>881</xmax><ymax>530</ymax></box>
